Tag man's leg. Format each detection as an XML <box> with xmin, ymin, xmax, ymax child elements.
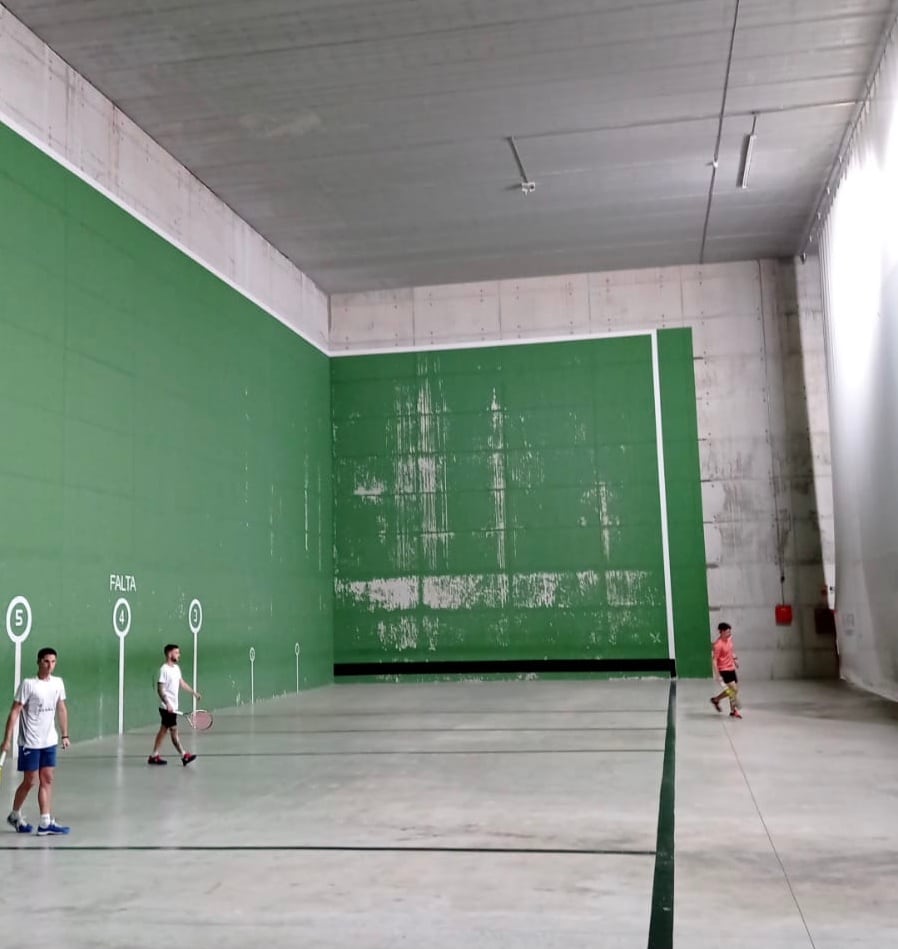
<box><xmin>710</xmin><ymin>683</ymin><xmax>728</xmax><ymax>711</ymax></box>
<box><xmin>37</xmin><ymin>765</ymin><xmax>54</xmax><ymax>817</ymax></box>
<box><xmin>169</xmin><ymin>726</ymin><xmax>186</xmax><ymax>756</ymax></box>
<box><xmin>728</xmin><ymin>682</ymin><xmax>740</xmax><ymax>712</ymax></box>
<box><xmin>12</xmin><ymin>769</ymin><xmax>38</xmax><ymax>812</ymax></box>
<box><xmin>7</xmin><ymin>759</ymin><xmax>39</xmax><ymax>833</ymax></box>
<box><xmin>169</xmin><ymin>726</ymin><xmax>196</xmax><ymax>765</ymax></box>
<box><xmin>150</xmin><ymin>724</ymin><xmax>169</xmax><ymax>757</ymax></box>
<box><xmin>36</xmin><ymin>761</ymin><xmax>69</xmax><ymax>834</ymax></box>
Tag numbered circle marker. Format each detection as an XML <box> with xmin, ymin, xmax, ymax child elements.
<box><xmin>112</xmin><ymin>598</ymin><xmax>132</xmax><ymax>639</ymax></box>
<box><xmin>188</xmin><ymin>598</ymin><xmax>203</xmax><ymax>636</ymax></box>
<box><xmin>294</xmin><ymin>642</ymin><xmax>301</xmax><ymax>657</ymax></box>
<box><xmin>6</xmin><ymin>596</ymin><xmax>33</xmax><ymax>645</ymax></box>
<box><xmin>249</xmin><ymin>646</ymin><xmax>256</xmax><ymax>662</ymax></box>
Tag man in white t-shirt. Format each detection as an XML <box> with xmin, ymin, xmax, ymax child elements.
<box><xmin>1</xmin><ymin>647</ymin><xmax>71</xmax><ymax>835</ymax></box>
<box><xmin>147</xmin><ymin>643</ymin><xmax>201</xmax><ymax>766</ymax></box>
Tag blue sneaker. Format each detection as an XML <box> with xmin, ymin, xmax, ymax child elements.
<box><xmin>36</xmin><ymin>821</ymin><xmax>70</xmax><ymax>836</ymax></box>
<box><xmin>7</xmin><ymin>814</ymin><xmax>34</xmax><ymax>834</ymax></box>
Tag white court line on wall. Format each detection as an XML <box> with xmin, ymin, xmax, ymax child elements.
<box><xmin>295</xmin><ymin>642</ymin><xmax>301</xmax><ymax>693</ymax></box>
<box><xmin>112</xmin><ymin>597</ymin><xmax>132</xmax><ymax>734</ymax></box>
<box><xmin>650</xmin><ymin>330</ymin><xmax>677</xmax><ymax>664</ymax></box>
<box><xmin>329</xmin><ymin>328</ymin><xmax>655</xmax><ymax>359</ymax></box>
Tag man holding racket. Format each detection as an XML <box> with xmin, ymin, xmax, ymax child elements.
<box><xmin>710</xmin><ymin>622</ymin><xmax>742</xmax><ymax>718</ymax></box>
<box><xmin>147</xmin><ymin>644</ymin><xmax>201</xmax><ymax>766</ymax></box>
<box><xmin>1</xmin><ymin>647</ymin><xmax>71</xmax><ymax>835</ymax></box>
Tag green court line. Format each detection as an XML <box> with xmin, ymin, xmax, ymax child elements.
<box><xmin>0</xmin><ymin>843</ymin><xmax>658</xmax><ymax>856</ymax></box>
<box><xmin>131</xmin><ymin>726</ymin><xmax>669</xmax><ymax>735</ymax></box>
<box><xmin>233</xmin><ymin>708</ymin><xmax>670</xmax><ymax>717</ymax></box>
<box><xmin>69</xmin><ymin>748</ymin><xmax>665</xmax><ymax>759</ymax></box>
<box><xmin>647</xmin><ymin>679</ymin><xmax>677</xmax><ymax>948</ymax></box>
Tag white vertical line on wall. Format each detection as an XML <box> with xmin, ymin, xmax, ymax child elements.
<box><xmin>651</xmin><ymin>330</ymin><xmax>676</xmax><ymax>663</ymax></box>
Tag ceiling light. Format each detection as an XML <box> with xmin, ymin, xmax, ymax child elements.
<box><xmin>738</xmin><ymin>113</ymin><xmax>759</xmax><ymax>190</ymax></box>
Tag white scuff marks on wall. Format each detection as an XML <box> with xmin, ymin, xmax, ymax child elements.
<box><xmin>597</xmin><ymin>481</ymin><xmax>619</xmax><ymax>559</ymax></box>
<box><xmin>571</xmin><ymin>570</ymin><xmax>602</xmax><ymax>606</ymax></box>
<box><xmin>423</xmin><ymin>574</ymin><xmax>509</xmax><ymax>610</ymax></box>
<box><xmin>512</xmin><ymin>572</ymin><xmax>561</xmax><ymax>607</ymax></box>
<box><xmin>421</xmin><ymin>615</ymin><xmax>441</xmax><ymax>652</ymax></box>
<box><xmin>388</xmin><ymin>362</ymin><xmax>452</xmax><ymax>571</ymax></box>
<box><xmin>336</xmin><ymin>577</ymin><xmax>420</xmax><ymax>612</ymax></box>
<box><xmin>605</xmin><ymin>570</ymin><xmax>662</xmax><ymax>607</ymax></box>
<box><xmin>488</xmin><ymin>388</ymin><xmax>508</xmax><ymax>573</ymax></box>
<box><xmin>353</xmin><ymin>479</ymin><xmax>385</xmax><ymax>499</ymax></box>
<box><xmin>509</xmin><ymin>449</ymin><xmax>543</xmax><ymax>490</ymax></box>
<box><xmin>317</xmin><ymin>466</ymin><xmax>323</xmax><ymax>570</ymax></box>
<box><xmin>390</xmin><ymin>394</ymin><xmax>418</xmax><ymax>571</ymax></box>
<box><xmin>417</xmin><ymin>360</ymin><xmax>452</xmax><ymax>570</ymax></box>
<box><xmin>494</xmin><ymin>614</ymin><xmax>511</xmax><ymax>647</ymax></box>
<box><xmin>376</xmin><ymin>615</ymin><xmax>420</xmax><ymax>651</ymax></box>
<box><xmin>509</xmin><ymin>570</ymin><xmax>603</xmax><ymax>609</ymax></box>
<box><xmin>304</xmin><ymin>454</ymin><xmax>310</xmax><ymax>552</ymax></box>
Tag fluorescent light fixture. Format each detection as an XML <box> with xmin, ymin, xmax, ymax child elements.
<box><xmin>738</xmin><ymin>114</ymin><xmax>759</xmax><ymax>190</ymax></box>
<box><xmin>738</xmin><ymin>133</ymin><xmax>756</xmax><ymax>189</ymax></box>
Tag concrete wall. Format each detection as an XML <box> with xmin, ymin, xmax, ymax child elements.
<box><xmin>332</xmin><ymin>261</ymin><xmax>838</xmax><ymax>680</ymax></box>
<box><xmin>0</xmin><ymin>4</ymin><xmax>328</xmax><ymax>351</ymax></box>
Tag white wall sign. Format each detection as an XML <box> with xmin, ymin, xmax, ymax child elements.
<box><xmin>249</xmin><ymin>646</ymin><xmax>256</xmax><ymax>705</ymax></box>
<box><xmin>189</xmin><ymin>598</ymin><xmax>202</xmax><ymax>714</ymax></box>
<box><xmin>109</xmin><ymin>574</ymin><xmax>137</xmax><ymax>592</ymax></box>
<box><xmin>5</xmin><ymin>597</ymin><xmax>33</xmax><ymax>739</ymax></box>
<box><xmin>112</xmin><ymin>597</ymin><xmax>131</xmax><ymax>734</ymax></box>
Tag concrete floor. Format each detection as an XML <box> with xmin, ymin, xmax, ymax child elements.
<box><xmin>0</xmin><ymin>678</ymin><xmax>895</xmax><ymax>948</ymax></box>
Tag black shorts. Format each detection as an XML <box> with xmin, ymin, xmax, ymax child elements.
<box><xmin>159</xmin><ymin>708</ymin><xmax>178</xmax><ymax>728</ymax></box>
<box><xmin>721</xmin><ymin>670</ymin><xmax>738</xmax><ymax>684</ymax></box>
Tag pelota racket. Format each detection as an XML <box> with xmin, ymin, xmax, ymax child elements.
<box><xmin>177</xmin><ymin>709</ymin><xmax>213</xmax><ymax>731</ymax></box>
<box><xmin>0</xmin><ymin>750</ymin><xmax>6</xmax><ymax>784</ymax></box>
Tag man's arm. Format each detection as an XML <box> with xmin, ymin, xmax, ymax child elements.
<box><xmin>56</xmin><ymin>699</ymin><xmax>70</xmax><ymax>749</ymax></box>
<box><xmin>157</xmin><ymin>681</ymin><xmax>173</xmax><ymax>712</ymax></box>
<box><xmin>1</xmin><ymin>701</ymin><xmax>23</xmax><ymax>754</ymax></box>
<box><xmin>179</xmin><ymin>678</ymin><xmax>201</xmax><ymax>701</ymax></box>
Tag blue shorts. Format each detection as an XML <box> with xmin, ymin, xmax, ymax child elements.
<box><xmin>18</xmin><ymin>745</ymin><xmax>58</xmax><ymax>772</ymax></box>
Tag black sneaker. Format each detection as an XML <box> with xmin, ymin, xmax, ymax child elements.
<box><xmin>147</xmin><ymin>755</ymin><xmax>167</xmax><ymax>766</ymax></box>
<box><xmin>182</xmin><ymin>753</ymin><xmax>197</xmax><ymax>766</ymax></box>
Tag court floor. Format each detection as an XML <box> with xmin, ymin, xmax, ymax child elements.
<box><xmin>0</xmin><ymin>678</ymin><xmax>895</xmax><ymax>948</ymax></box>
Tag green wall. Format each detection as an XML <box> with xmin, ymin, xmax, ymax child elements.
<box><xmin>332</xmin><ymin>333</ymin><xmax>709</xmax><ymax>676</ymax></box>
<box><xmin>0</xmin><ymin>122</ymin><xmax>333</xmax><ymax>739</ymax></box>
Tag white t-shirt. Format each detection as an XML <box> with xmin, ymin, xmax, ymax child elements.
<box><xmin>15</xmin><ymin>675</ymin><xmax>66</xmax><ymax>749</ymax></box>
<box><xmin>158</xmin><ymin>663</ymin><xmax>182</xmax><ymax>710</ymax></box>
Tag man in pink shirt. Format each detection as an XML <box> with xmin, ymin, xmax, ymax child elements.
<box><xmin>710</xmin><ymin>622</ymin><xmax>742</xmax><ymax>718</ymax></box>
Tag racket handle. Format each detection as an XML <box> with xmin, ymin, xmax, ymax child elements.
<box><xmin>0</xmin><ymin>750</ymin><xmax>6</xmax><ymax>767</ymax></box>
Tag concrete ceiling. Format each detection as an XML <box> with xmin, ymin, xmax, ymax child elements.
<box><xmin>5</xmin><ymin>0</ymin><xmax>894</xmax><ymax>292</ymax></box>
